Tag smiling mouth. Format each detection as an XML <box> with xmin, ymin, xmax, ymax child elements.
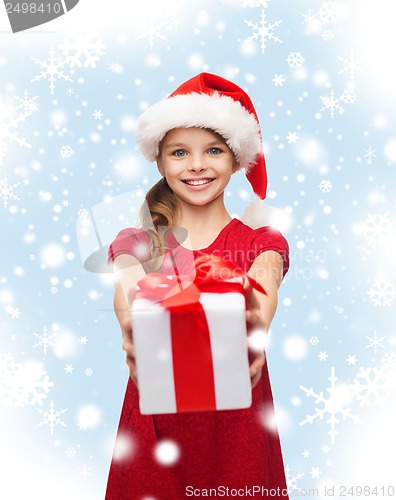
<box><xmin>182</xmin><ymin>178</ymin><xmax>214</xmax><ymax>186</ymax></box>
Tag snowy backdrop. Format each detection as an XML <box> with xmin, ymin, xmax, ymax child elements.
<box><xmin>1</xmin><ymin>1</ymin><xmax>396</xmax><ymax>498</ymax></box>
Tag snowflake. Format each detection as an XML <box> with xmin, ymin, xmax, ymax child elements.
<box><xmin>37</xmin><ymin>400</ymin><xmax>68</xmax><ymax>435</ymax></box>
<box><xmin>367</xmin><ymin>278</ymin><xmax>396</xmax><ymax>307</ymax></box>
<box><xmin>78</xmin><ymin>208</ymin><xmax>89</xmax><ymax>218</ymax></box>
<box><xmin>299</xmin><ymin>367</ymin><xmax>364</xmax><ymax>444</ymax></box>
<box><xmin>301</xmin><ymin>9</ymin><xmax>318</xmax><ymax>26</ymax></box>
<box><xmin>363</xmin><ymin>213</ymin><xmax>393</xmax><ymax>247</ymax></box>
<box><xmin>309</xmin><ymin>467</ymin><xmax>322</xmax><ymax>478</ymax></box>
<box><xmin>244</xmin><ymin>9</ymin><xmax>283</xmax><ymax>54</ymax></box>
<box><xmin>318</xmin><ymin>1</ymin><xmax>340</xmax><ymax>25</ymax></box>
<box><xmin>272</xmin><ymin>74</ymin><xmax>285</xmax><ymax>87</ymax></box>
<box><xmin>318</xmin><ymin>351</ymin><xmax>328</xmax><ymax>361</ymax></box>
<box><xmin>79</xmin><ymin>336</ymin><xmax>88</xmax><ymax>345</ymax></box>
<box><xmin>322</xmin><ymin>30</ymin><xmax>334</xmax><ymax>41</ymax></box>
<box><xmin>66</xmin><ymin>447</ymin><xmax>77</xmax><ymax>458</ymax></box>
<box><xmin>286</xmin><ymin>132</ymin><xmax>299</xmax><ymax>144</ymax></box>
<box><xmin>65</xmin><ymin>364</ymin><xmax>74</xmax><ymax>374</ymax></box>
<box><xmin>352</xmin><ymin>367</ymin><xmax>389</xmax><ymax>407</ymax></box>
<box><xmin>29</xmin><ymin>254</ymin><xmax>36</xmax><ymax>261</ymax></box>
<box><xmin>93</xmin><ymin>110</ymin><xmax>103</xmax><ymax>120</ymax></box>
<box><xmin>0</xmin><ymin>354</ymin><xmax>53</xmax><ymax>407</ymax></box>
<box><xmin>4</xmin><ymin>305</ymin><xmax>21</xmax><ymax>319</ymax></box>
<box><xmin>363</xmin><ymin>147</ymin><xmax>376</xmax><ymax>164</ymax></box>
<box><xmin>0</xmin><ymin>176</ymin><xmax>20</xmax><ymax>208</ymax></box>
<box><xmin>0</xmin><ymin>92</ymin><xmax>37</xmax><ymax>166</ymax></box>
<box><xmin>302</xmin><ymin>449</ymin><xmax>310</xmax><ymax>458</ymax></box>
<box><xmin>62</xmin><ymin>200</ymin><xmax>70</xmax><ymax>207</ymax></box>
<box><xmin>365</xmin><ymin>331</ymin><xmax>386</xmax><ymax>355</ymax></box>
<box><xmin>330</xmin><ymin>224</ymin><xmax>338</xmax><ymax>234</ymax></box>
<box><xmin>286</xmin><ymin>51</ymin><xmax>304</xmax><ymax>69</ymax></box>
<box><xmin>338</xmin><ymin>50</ymin><xmax>362</xmax><ymax>87</ymax></box>
<box><xmin>15</xmin><ymin>89</ymin><xmax>38</xmax><ymax>114</ymax></box>
<box><xmin>320</xmin><ymin>90</ymin><xmax>344</xmax><ymax>118</ymax></box>
<box><xmin>284</xmin><ymin>463</ymin><xmax>305</xmax><ymax>492</ymax></box>
<box><xmin>107</xmin><ymin>62</ymin><xmax>123</xmax><ymax>74</ymax></box>
<box><xmin>66</xmin><ymin>87</ymin><xmax>75</xmax><ymax>96</ymax></box>
<box><xmin>59</xmin><ymin>30</ymin><xmax>107</xmax><ymax>68</ymax></box>
<box><xmin>136</xmin><ymin>17</ymin><xmax>168</xmax><ymax>50</ymax></box>
<box><xmin>319</xmin><ymin>180</ymin><xmax>333</xmax><ymax>193</ymax></box>
<box><xmin>51</xmin><ymin>286</ymin><xmax>58</xmax><ymax>295</ymax></box>
<box><xmin>78</xmin><ymin>463</ymin><xmax>93</xmax><ymax>479</ymax></box>
<box><xmin>60</xmin><ymin>145</ymin><xmax>74</xmax><ymax>159</ymax></box>
<box><xmin>346</xmin><ymin>355</ymin><xmax>358</xmax><ymax>366</ymax></box>
<box><xmin>310</xmin><ymin>336</ymin><xmax>319</xmax><ymax>346</ymax></box>
<box><xmin>33</xmin><ymin>326</ymin><xmax>57</xmax><ymax>356</ymax></box>
<box><xmin>321</xmin><ymin>444</ymin><xmax>330</xmax><ymax>453</ymax></box>
<box><xmin>31</xmin><ymin>46</ymin><xmax>73</xmax><ymax>95</ymax></box>
<box><xmin>85</xmin><ymin>368</ymin><xmax>93</xmax><ymax>376</ymax></box>
<box><xmin>340</xmin><ymin>88</ymin><xmax>357</xmax><ymax>104</ymax></box>
<box><xmin>381</xmin><ymin>352</ymin><xmax>396</xmax><ymax>368</ymax></box>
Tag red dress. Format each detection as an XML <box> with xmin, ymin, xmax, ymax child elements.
<box><xmin>106</xmin><ymin>219</ymin><xmax>290</xmax><ymax>500</ymax></box>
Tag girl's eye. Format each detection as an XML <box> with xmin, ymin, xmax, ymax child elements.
<box><xmin>173</xmin><ymin>149</ymin><xmax>187</xmax><ymax>157</ymax></box>
<box><xmin>208</xmin><ymin>147</ymin><xmax>221</xmax><ymax>155</ymax></box>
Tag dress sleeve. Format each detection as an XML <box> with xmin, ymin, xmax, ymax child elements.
<box><xmin>250</xmin><ymin>226</ymin><xmax>290</xmax><ymax>279</ymax></box>
<box><xmin>107</xmin><ymin>228</ymin><xmax>151</xmax><ymax>264</ymax></box>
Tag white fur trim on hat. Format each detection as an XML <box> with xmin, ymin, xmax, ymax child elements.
<box><xmin>135</xmin><ymin>92</ymin><xmax>262</xmax><ymax>171</ymax></box>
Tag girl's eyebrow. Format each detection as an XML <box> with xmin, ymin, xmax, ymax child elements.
<box><xmin>163</xmin><ymin>141</ymin><xmax>224</xmax><ymax>150</ymax></box>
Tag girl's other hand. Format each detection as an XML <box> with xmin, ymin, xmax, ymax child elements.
<box><xmin>120</xmin><ymin>316</ymin><xmax>138</xmax><ymax>386</ymax></box>
<box><xmin>244</xmin><ymin>278</ymin><xmax>267</xmax><ymax>388</ymax></box>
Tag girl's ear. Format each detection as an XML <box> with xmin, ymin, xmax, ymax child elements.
<box><xmin>232</xmin><ymin>161</ymin><xmax>240</xmax><ymax>174</ymax></box>
<box><xmin>156</xmin><ymin>158</ymin><xmax>165</xmax><ymax>177</ymax></box>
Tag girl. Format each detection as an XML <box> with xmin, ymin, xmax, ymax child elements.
<box><xmin>105</xmin><ymin>73</ymin><xmax>290</xmax><ymax>499</ymax></box>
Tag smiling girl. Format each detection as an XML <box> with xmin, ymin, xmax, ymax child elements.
<box><xmin>105</xmin><ymin>73</ymin><xmax>290</xmax><ymax>499</ymax></box>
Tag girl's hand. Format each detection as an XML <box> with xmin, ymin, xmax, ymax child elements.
<box><xmin>120</xmin><ymin>316</ymin><xmax>138</xmax><ymax>386</ymax></box>
<box><xmin>244</xmin><ymin>278</ymin><xmax>267</xmax><ymax>388</ymax></box>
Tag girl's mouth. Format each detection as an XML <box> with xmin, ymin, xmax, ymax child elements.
<box><xmin>182</xmin><ymin>178</ymin><xmax>214</xmax><ymax>186</ymax></box>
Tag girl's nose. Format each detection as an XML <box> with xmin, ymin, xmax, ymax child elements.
<box><xmin>189</xmin><ymin>154</ymin><xmax>207</xmax><ymax>171</ymax></box>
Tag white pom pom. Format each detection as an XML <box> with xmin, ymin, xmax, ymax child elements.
<box><xmin>241</xmin><ymin>198</ymin><xmax>292</xmax><ymax>232</ymax></box>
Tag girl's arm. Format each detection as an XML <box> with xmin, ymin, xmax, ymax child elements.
<box><xmin>113</xmin><ymin>254</ymin><xmax>146</xmax><ymax>385</ymax></box>
<box><xmin>246</xmin><ymin>250</ymin><xmax>284</xmax><ymax>387</ymax></box>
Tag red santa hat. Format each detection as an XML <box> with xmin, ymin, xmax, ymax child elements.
<box><xmin>135</xmin><ymin>72</ymin><xmax>268</xmax><ymax>200</ymax></box>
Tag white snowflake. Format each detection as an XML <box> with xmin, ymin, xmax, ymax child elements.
<box><xmin>0</xmin><ymin>92</ymin><xmax>37</xmax><ymax>165</ymax></box>
<box><xmin>93</xmin><ymin>110</ymin><xmax>103</xmax><ymax>120</ymax></box>
<box><xmin>322</xmin><ymin>30</ymin><xmax>334</xmax><ymax>41</ymax></box>
<box><xmin>51</xmin><ymin>286</ymin><xmax>58</xmax><ymax>295</ymax></box>
<box><xmin>79</xmin><ymin>336</ymin><xmax>88</xmax><ymax>345</ymax></box>
<box><xmin>78</xmin><ymin>463</ymin><xmax>93</xmax><ymax>478</ymax></box>
<box><xmin>66</xmin><ymin>447</ymin><xmax>77</xmax><ymax>458</ymax></box>
<box><xmin>337</xmin><ymin>50</ymin><xmax>362</xmax><ymax>87</ymax></box>
<box><xmin>309</xmin><ymin>467</ymin><xmax>322</xmax><ymax>478</ymax></box>
<box><xmin>346</xmin><ymin>355</ymin><xmax>358</xmax><ymax>366</ymax></box>
<box><xmin>340</xmin><ymin>88</ymin><xmax>357</xmax><ymax>104</ymax></box>
<box><xmin>33</xmin><ymin>326</ymin><xmax>57</xmax><ymax>356</ymax></box>
<box><xmin>0</xmin><ymin>176</ymin><xmax>20</xmax><ymax>208</ymax></box>
<box><xmin>381</xmin><ymin>352</ymin><xmax>396</xmax><ymax>368</ymax></box>
<box><xmin>321</xmin><ymin>444</ymin><xmax>330</xmax><ymax>453</ymax></box>
<box><xmin>59</xmin><ymin>30</ymin><xmax>107</xmax><ymax>69</ymax></box>
<box><xmin>310</xmin><ymin>336</ymin><xmax>319</xmax><ymax>346</ymax></box>
<box><xmin>284</xmin><ymin>463</ymin><xmax>305</xmax><ymax>492</ymax></box>
<box><xmin>367</xmin><ymin>278</ymin><xmax>396</xmax><ymax>307</ymax></box>
<box><xmin>286</xmin><ymin>51</ymin><xmax>304</xmax><ymax>69</ymax></box>
<box><xmin>319</xmin><ymin>180</ymin><xmax>333</xmax><ymax>193</ymax></box>
<box><xmin>301</xmin><ymin>9</ymin><xmax>318</xmax><ymax>26</ymax></box>
<box><xmin>4</xmin><ymin>305</ymin><xmax>21</xmax><ymax>319</ymax></box>
<box><xmin>286</xmin><ymin>132</ymin><xmax>299</xmax><ymax>144</ymax></box>
<box><xmin>363</xmin><ymin>213</ymin><xmax>393</xmax><ymax>247</ymax></box>
<box><xmin>299</xmin><ymin>367</ymin><xmax>364</xmax><ymax>444</ymax></box>
<box><xmin>318</xmin><ymin>1</ymin><xmax>340</xmax><ymax>25</ymax></box>
<box><xmin>320</xmin><ymin>90</ymin><xmax>344</xmax><ymax>118</ymax></box>
<box><xmin>60</xmin><ymin>145</ymin><xmax>74</xmax><ymax>159</ymax></box>
<box><xmin>85</xmin><ymin>368</ymin><xmax>93</xmax><ymax>376</ymax></box>
<box><xmin>365</xmin><ymin>331</ymin><xmax>386</xmax><ymax>355</ymax></box>
<box><xmin>302</xmin><ymin>449</ymin><xmax>310</xmax><ymax>458</ymax></box>
<box><xmin>352</xmin><ymin>367</ymin><xmax>389</xmax><ymax>407</ymax></box>
<box><xmin>0</xmin><ymin>354</ymin><xmax>53</xmax><ymax>407</ymax></box>
<box><xmin>272</xmin><ymin>74</ymin><xmax>285</xmax><ymax>87</ymax></box>
<box><xmin>65</xmin><ymin>364</ymin><xmax>74</xmax><ymax>374</ymax></box>
<box><xmin>136</xmin><ymin>17</ymin><xmax>168</xmax><ymax>50</ymax></box>
<box><xmin>78</xmin><ymin>208</ymin><xmax>89</xmax><ymax>218</ymax></box>
<box><xmin>318</xmin><ymin>351</ymin><xmax>328</xmax><ymax>361</ymax></box>
<box><xmin>244</xmin><ymin>9</ymin><xmax>283</xmax><ymax>54</ymax></box>
<box><xmin>31</xmin><ymin>46</ymin><xmax>73</xmax><ymax>95</ymax></box>
<box><xmin>37</xmin><ymin>400</ymin><xmax>68</xmax><ymax>435</ymax></box>
<box><xmin>363</xmin><ymin>147</ymin><xmax>376</xmax><ymax>164</ymax></box>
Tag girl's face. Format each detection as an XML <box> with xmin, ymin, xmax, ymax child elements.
<box><xmin>156</xmin><ymin>127</ymin><xmax>239</xmax><ymax>208</ymax></box>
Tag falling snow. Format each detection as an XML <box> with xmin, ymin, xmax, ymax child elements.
<box><xmin>244</xmin><ymin>9</ymin><xmax>283</xmax><ymax>54</ymax></box>
<box><xmin>367</xmin><ymin>278</ymin><xmax>396</xmax><ymax>307</ymax></box>
<box><xmin>286</xmin><ymin>51</ymin><xmax>304</xmax><ymax>69</ymax></box>
<box><xmin>33</xmin><ymin>326</ymin><xmax>57</xmax><ymax>357</ymax></box>
<box><xmin>352</xmin><ymin>367</ymin><xmax>389</xmax><ymax>407</ymax></box>
<box><xmin>60</xmin><ymin>31</ymin><xmax>107</xmax><ymax>69</ymax></box>
<box><xmin>285</xmin><ymin>463</ymin><xmax>305</xmax><ymax>492</ymax></box>
<box><xmin>0</xmin><ymin>176</ymin><xmax>20</xmax><ymax>208</ymax></box>
<box><xmin>31</xmin><ymin>46</ymin><xmax>73</xmax><ymax>95</ymax></box>
<box><xmin>60</xmin><ymin>145</ymin><xmax>74</xmax><ymax>159</ymax></box>
<box><xmin>319</xmin><ymin>180</ymin><xmax>333</xmax><ymax>193</ymax></box>
<box><xmin>37</xmin><ymin>400</ymin><xmax>68</xmax><ymax>435</ymax></box>
<box><xmin>299</xmin><ymin>367</ymin><xmax>364</xmax><ymax>444</ymax></box>
<box><xmin>363</xmin><ymin>213</ymin><xmax>393</xmax><ymax>247</ymax></box>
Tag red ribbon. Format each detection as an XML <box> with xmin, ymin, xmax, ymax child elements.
<box><xmin>135</xmin><ymin>255</ymin><xmax>267</xmax><ymax>412</ymax></box>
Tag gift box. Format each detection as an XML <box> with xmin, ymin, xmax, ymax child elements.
<box><xmin>132</xmin><ymin>256</ymin><xmax>255</xmax><ymax>415</ymax></box>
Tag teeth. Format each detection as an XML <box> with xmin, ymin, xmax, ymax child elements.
<box><xmin>184</xmin><ymin>179</ymin><xmax>212</xmax><ymax>186</ymax></box>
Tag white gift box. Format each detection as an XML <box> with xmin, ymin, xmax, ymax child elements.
<box><xmin>132</xmin><ymin>286</ymin><xmax>252</xmax><ymax>415</ymax></box>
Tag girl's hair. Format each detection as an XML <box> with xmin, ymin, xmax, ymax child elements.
<box><xmin>137</xmin><ymin>176</ymin><xmax>180</xmax><ymax>272</ymax></box>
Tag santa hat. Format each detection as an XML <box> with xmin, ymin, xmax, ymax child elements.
<box><xmin>135</xmin><ymin>72</ymin><xmax>268</xmax><ymax>199</ymax></box>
